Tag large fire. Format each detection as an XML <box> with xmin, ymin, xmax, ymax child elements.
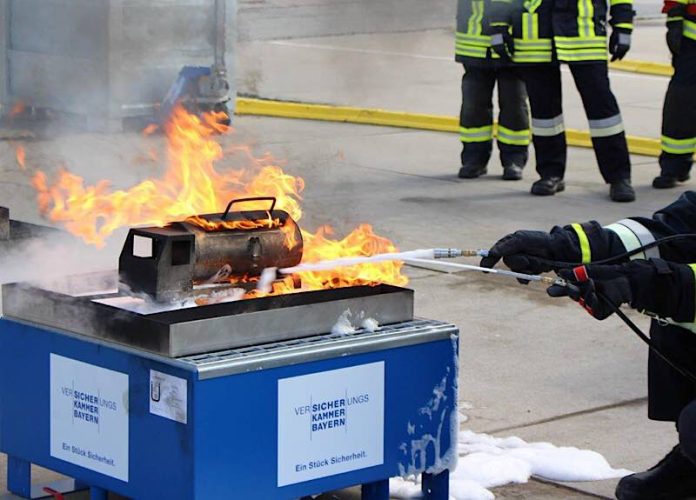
<box><xmin>23</xmin><ymin>107</ymin><xmax>408</xmax><ymax>296</ymax></box>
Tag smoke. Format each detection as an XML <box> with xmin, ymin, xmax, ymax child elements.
<box><xmin>0</xmin><ymin>230</ymin><xmax>123</xmax><ymax>313</ymax></box>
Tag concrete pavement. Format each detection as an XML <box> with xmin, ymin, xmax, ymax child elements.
<box><xmin>0</xmin><ymin>8</ymin><xmax>685</xmax><ymax>500</ymax></box>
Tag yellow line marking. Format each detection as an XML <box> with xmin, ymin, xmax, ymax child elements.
<box><xmin>609</xmin><ymin>59</ymin><xmax>673</xmax><ymax>77</ymax></box>
<box><xmin>235</xmin><ymin>98</ymin><xmax>661</xmax><ymax>157</ymax></box>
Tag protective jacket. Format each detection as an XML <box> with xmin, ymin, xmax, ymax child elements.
<box><xmin>490</xmin><ymin>0</ymin><xmax>635</xmax><ymax>63</ymax></box>
<box><xmin>544</xmin><ymin>191</ymin><xmax>696</xmax><ymax>421</ymax></box>
<box><xmin>456</xmin><ymin>0</ymin><xmax>497</xmax><ymax>64</ymax></box>
<box><xmin>663</xmin><ymin>0</ymin><xmax>696</xmax><ymax>41</ymax></box>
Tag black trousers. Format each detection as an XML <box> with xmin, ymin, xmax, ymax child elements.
<box><xmin>460</xmin><ymin>64</ymin><xmax>530</xmax><ymax>168</ymax></box>
<box><xmin>660</xmin><ymin>38</ymin><xmax>696</xmax><ymax>178</ymax></box>
<box><xmin>519</xmin><ymin>63</ymin><xmax>631</xmax><ymax>183</ymax></box>
<box><xmin>648</xmin><ymin>323</ymin><xmax>696</xmax><ymax>422</ymax></box>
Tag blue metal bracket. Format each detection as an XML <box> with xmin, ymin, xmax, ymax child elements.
<box><xmin>7</xmin><ymin>456</ymin><xmax>31</xmax><ymax>498</ymax></box>
<box><xmin>361</xmin><ymin>479</ymin><xmax>389</xmax><ymax>499</ymax></box>
<box><xmin>422</xmin><ymin>470</ymin><xmax>450</xmax><ymax>500</ymax></box>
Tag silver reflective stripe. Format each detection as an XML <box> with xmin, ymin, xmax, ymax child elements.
<box><xmin>532</xmin><ymin>115</ymin><xmax>565</xmax><ymax>137</ymax></box>
<box><xmin>588</xmin><ymin>114</ymin><xmax>625</xmax><ymax>138</ymax></box>
<box><xmin>605</xmin><ymin>218</ymin><xmax>659</xmax><ymax>260</ymax></box>
<box><xmin>618</xmin><ymin>32</ymin><xmax>631</xmax><ymax>45</ymax></box>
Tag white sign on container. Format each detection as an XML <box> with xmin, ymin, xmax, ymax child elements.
<box><xmin>277</xmin><ymin>361</ymin><xmax>385</xmax><ymax>486</ymax></box>
<box><xmin>50</xmin><ymin>354</ymin><xmax>129</xmax><ymax>481</ymax></box>
<box><xmin>149</xmin><ymin>370</ymin><xmax>187</xmax><ymax>424</ymax></box>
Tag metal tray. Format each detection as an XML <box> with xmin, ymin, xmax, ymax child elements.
<box><xmin>2</xmin><ymin>272</ymin><xmax>414</xmax><ymax>357</ymax></box>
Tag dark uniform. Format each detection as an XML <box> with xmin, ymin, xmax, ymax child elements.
<box><xmin>490</xmin><ymin>0</ymin><xmax>635</xmax><ymax>199</ymax></box>
<box><xmin>482</xmin><ymin>191</ymin><xmax>696</xmax><ymax>498</ymax></box>
<box><xmin>656</xmin><ymin>0</ymin><xmax>696</xmax><ymax>188</ymax></box>
<box><xmin>456</xmin><ymin>0</ymin><xmax>530</xmax><ymax>176</ymax></box>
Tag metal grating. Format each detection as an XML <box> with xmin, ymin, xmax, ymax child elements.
<box><xmin>180</xmin><ymin>319</ymin><xmax>458</xmax><ymax>379</ymax></box>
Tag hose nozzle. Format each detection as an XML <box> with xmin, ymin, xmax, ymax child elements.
<box><xmin>433</xmin><ymin>248</ymin><xmax>489</xmax><ymax>259</ymax></box>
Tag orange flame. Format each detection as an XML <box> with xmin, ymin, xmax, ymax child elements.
<box><xmin>185</xmin><ymin>214</ymin><xmax>281</xmax><ymax>232</ymax></box>
<box><xmin>15</xmin><ymin>146</ymin><xmax>26</xmax><ymax>170</ymax></box>
<box><xmin>9</xmin><ymin>100</ymin><xmax>25</xmax><ymax>118</ymax></box>
<box><xmin>26</xmin><ymin>105</ymin><xmax>407</xmax><ymax>294</ymax></box>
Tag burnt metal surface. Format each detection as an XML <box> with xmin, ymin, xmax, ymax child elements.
<box><xmin>2</xmin><ymin>272</ymin><xmax>414</xmax><ymax>358</ymax></box>
<box><xmin>118</xmin><ymin>198</ymin><xmax>304</xmax><ymax>301</ymax></box>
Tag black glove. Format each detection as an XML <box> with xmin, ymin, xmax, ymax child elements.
<box><xmin>490</xmin><ymin>26</ymin><xmax>514</xmax><ymax>62</ymax></box>
<box><xmin>547</xmin><ymin>265</ymin><xmax>633</xmax><ymax>320</ymax></box>
<box><xmin>667</xmin><ymin>18</ymin><xmax>684</xmax><ymax>56</ymax></box>
<box><xmin>547</xmin><ymin>260</ymin><xmax>696</xmax><ymax>322</ymax></box>
<box><xmin>609</xmin><ymin>28</ymin><xmax>632</xmax><ymax>62</ymax></box>
<box><xmin>480</xmin><ymin>228</ymin><xmax>583</xmax><ymax>277</ymax></box>
<box><xmin>480</xmin><ymin>231</ymin><xmax>556</xmax><ymax>276</ymax></box>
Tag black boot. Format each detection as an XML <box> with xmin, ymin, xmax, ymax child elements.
<box><xmin>458</xmin><ymin>164</ymin><xmax>487</xmax><ymax>179</ymax></box>
<box><xmin>610</xmin><ymin>179</ymin><xmax>636</xmax><ymax>202</ymax></box>
<box><xmin>653</xmin><ymin>173</ymin><xmax>690</xmax><ymax>189</ymax></box>
<box><xmin>530</xmin><ymin>177</ymin><xmax>565</xmax><ymax>196</ymax></box>
<box><xmin>616</xmin><ymin>445</ymin><xmax>696</xmax><ymax>499</ymax></box>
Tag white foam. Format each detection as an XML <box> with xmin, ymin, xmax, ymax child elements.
<box><xmin>361</xmin><ymin>318</ymin><xmax>379</xmax><ymax>332</ymax></box>
<box><xmin>390</xmin><ymin>429</ymin><xmax>631</xmax><ymax>499</ymax></box>
<box><xmin>331</xmin><ymin>310</ymin><xmax>356</xmax><ymax>335</ymax></box>
<box><xmin>256</xmin><ymin>267</ymin><xmax>277</xmax><ymax>294</ymax></box>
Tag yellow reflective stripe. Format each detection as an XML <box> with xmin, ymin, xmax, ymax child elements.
<box><xmin>571</xmin><ymin>223</ymin><xmax>591</xmax><ymax>264</ymax></box>
<box><xmin>515</xmin><ymin>38</ymin><xmax>553</xmax><ymax>49</ymax></box>
<box><xmin>577</xmin><ymin>0</ymin><xmax>595</xmax><ymax>38</ymax></box>
<box><xmin>524</xmin><ymin>0</ymin><xmax>544</xmax><ymax>13</ymax></box>
<box><xmin>460</xmin><ymin>125</ymin><xmax>494</xmax><ymax>143</ymax></box>
<box><xmin>661</xmin><ymin>135</ymin><xmax>696</xmax><ymax>154</ymax></box>
<box><xmin>614</xmin><ymin>23</ymin><xmax>634</xmax><ymax>29</ymax></box>
<box><xmin>496</xmin><ymin>125</ymin><xmax>531</xmax><ymax>145</ymax></box>
<box><xmin>522</xmin><ymin>13</ymin><xmax>540</xmax><ymax>39</ymax></box>
<box><xmin>610</xmin><ymin>0</ymin><xmax>633</xmax><ymax>4</ymax></box>
<box><xmin>554</xmin><ymin>36</ymin><xmax>607</xmax><ymax>48</ymax></box>
<box><xmin>684</xmin><ymin>20</ymin><xmax>696</xmax><ymax>41</ymax></box>
<box><xmin>556</xmin><ymin>50</ymin><xmax>608</xmax><ymax>61</ymax></box>
<box><xmin>456</xmin><ymin>33</ymin><xmax>491</xmax><ymax>46</ymax></box>
<box><xmin>513</xmin><ymin>53</ymin><xmax>554</xmax><ymax>62</ymax></box>
<box><xmin>468</xmin><ymin>0</ymin><xmax>485</xmax><ymax>36</ymax></box>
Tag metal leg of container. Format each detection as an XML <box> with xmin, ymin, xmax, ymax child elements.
<box><xmin>422</xmin><ymin>470</ymin><xmax>449</xmax><ymax>500</ymax></box>
<box><xmin>90</xmin><ymin>486</ymin><xmax>108</xmax><ymax>500</ymax></box>
<box><xmin>361</xmin><ymin>478</ymin><xmax>389</xmax><ymax>499</ymax></box>
<box><xmin>7</xmin><ymin>456</ymin><xmax>31</xmax><ymax>498</ymax></box>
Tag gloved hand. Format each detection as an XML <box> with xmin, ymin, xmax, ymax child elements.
<box><xmin>609</xmin><ymin>28</ymin><xmax>632</xmax><ymax>62</ymax></box>
<box><xmin>547</xmin><ymin>259</ymin><xmax>696</xmax><ymax>322</ymax></box>
<box><xmin>480</xmin><ymin>231</ymin><xmax>555</xmax><ymax>275</ymax></box>
<box><xmin>490</xmin><ymin>26</ymin><xmax>514</xmax><ymax>62</ymax></box>
<box><xmin>547</xmin><ymin>265</ymin><xmax>632</xmax><ymax>320</ymax></box>
<box><xmin>666</xmin><ymin>17</ymin><xmax>684</xmax><ymax>56</ymax></box>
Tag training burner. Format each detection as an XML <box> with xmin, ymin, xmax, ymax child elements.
<box><xmin>1</xmin><ymin>271</ymin><xmax>413</xmax><ymax>357</ymax></box>
<box><xmin>119</xmin><ymin>197</ymin><xmax>303</xmax><ymax>301</ymax></box>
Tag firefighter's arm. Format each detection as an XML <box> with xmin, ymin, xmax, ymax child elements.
<box><xmin>663</xmin><ymin>1</ymin><xmax>687</xmax><ymax>54</ymax></box>
<box><xmin>481</xmin><ymin>192</ymin><xmax>696</xmax><ymax>273</ymax></box>
<box><xmin>567</xmin><ymin>191</ymin><xmax>696</xmax><ymax>265</ymax></box>
<box><xmin>609</xmin><ymin>0</ymin><xmax>636</xmax><ymax>31</ymax></box>
<box><xmin>488</xmin><ymin>0</ymin><xmax>516</xmax><ymax>27</ymax></box>
<box><xmin>547</xmin><ymin>260</ymin><xmax>696</xmax><ymax>323</ymax></box>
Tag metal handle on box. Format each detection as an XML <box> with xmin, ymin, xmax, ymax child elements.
<box><xmin>222</xmin><ymin>197</ymin><xmax>277</xmax><ymax>220</ymax></box>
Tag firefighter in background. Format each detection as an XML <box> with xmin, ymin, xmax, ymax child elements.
<box><xmin>489</xmin><ymin>0</ymin><xmax>636</xmax><ymax>202</ymax></box>
<box><xmin>456</xmin><ymin>0</ymin><xmax>530</xmax><ymax>181</ymax></box>
<box><xmin>654</xmin><ymin>0</ymin><xmax>696</xmax><ymax>189</ymax></box>
<box><xmin>481</xmin><ymin>191</ymin><xmax>696</xmax><ymax>499</ymax></box>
